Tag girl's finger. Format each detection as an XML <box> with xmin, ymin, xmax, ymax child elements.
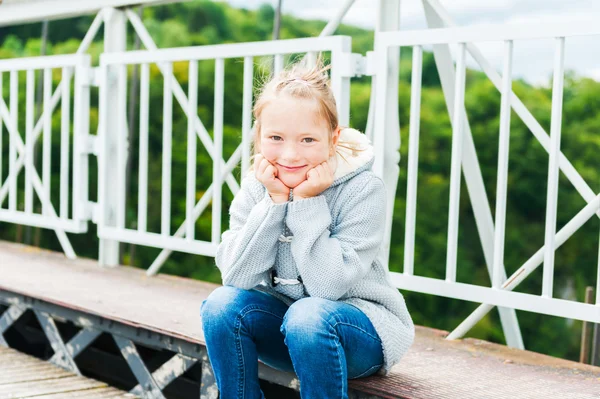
<box><xmin>315</xmin><ymin>166</ymin><xmax>323</xmax><ymax>179</ymax></box>
<box><xmin>264</xmin><ymin>164</ymin><xmax>277</xmax><ymax>179</ymax></box>
<box><xmin>319</xmin><ymin>161</ymin><xmax>330</xmax><ymax>175</ymax></box>
<box><xmin>256</xmin><ymin>158</ymin><xmax>270</xmax><ymax>177</ymax></box>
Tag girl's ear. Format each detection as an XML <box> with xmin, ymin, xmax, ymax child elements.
<box><xmin>332</xmin><ymin>126</ymin><xmax>341</xmax><ymax>146</ymax></box>
<box><xmin>329</xmin><ymin>126</ymin><xmax>342</xmax><ymax>157</ymax></box>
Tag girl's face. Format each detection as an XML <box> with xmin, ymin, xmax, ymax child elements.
<box><xmin>259</xmin><ymin>95</ymin><xmax>338</xmax><ymax>189</ymax></box>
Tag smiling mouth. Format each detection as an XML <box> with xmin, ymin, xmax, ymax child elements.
<box><xmin>278</xmin><ymin>163</ymin><xmax>306</xmax><ymax>172</ymax></box>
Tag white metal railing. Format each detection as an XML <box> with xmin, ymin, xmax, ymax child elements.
<box><xmin>373</xmin><ymin>21</ymin><xmax>600</xmax><ymax>329</ymax></box>
<box><xmin>0</xmin><ymin>54</ymin><xmax>91</xmax><ymax>258</ymax></box>
<box><xmin>97</xmin><ymin>36</ymin><xmax>354</xmax><ymax>268</ymax></box>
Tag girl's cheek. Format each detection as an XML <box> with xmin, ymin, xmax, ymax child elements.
<box><xmin>260</xmin><ymin>143</ymin><xmax>279</xmax><ymax>163</ymax></box>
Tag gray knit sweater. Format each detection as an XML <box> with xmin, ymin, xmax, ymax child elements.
<box><xmin>215</xmin><ymin>128</ymin><xmax>414</xmax><ymax>375</ymax></box>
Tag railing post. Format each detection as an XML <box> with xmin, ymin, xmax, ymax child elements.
<box><xmin>375</xmin><ymin>0</ymin><xmax>401</xmax><ymax>268</ymax></box>
<box><xmin>99</xmin><ymin>8</ymin><xmax>127</xmax><ymax>267</ymax></box>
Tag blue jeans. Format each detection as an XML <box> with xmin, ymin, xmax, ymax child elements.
<box><xmin>200</xmin><ymin>285</ymin><xmax>384</xmax><ymax>399</ymax></box>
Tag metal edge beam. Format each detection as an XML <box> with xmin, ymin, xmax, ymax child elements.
<box><xmin>0</xmin><ymin>0</ymin><xmax>182</xmax><ymax>27</ymax></box>
<box><xmin>0</xmin><ymin>289</ymin><xmax>298</xmax><ymax>390</ymax></box>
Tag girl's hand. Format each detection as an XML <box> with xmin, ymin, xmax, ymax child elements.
<box><xmin>254</xmin><ymin>154</ymin><xmax>290</xmax><ymax>203</ymax></box>
<box><xmin>293</xmin><ymin>161</ymin><xmax>334</xmax><ymax>201</ymax></box>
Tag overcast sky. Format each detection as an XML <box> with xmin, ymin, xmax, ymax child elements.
<box><xmin>225</xmin><ymin>0</ymin><xmax>600</xmax><ymax>85</ymax></box>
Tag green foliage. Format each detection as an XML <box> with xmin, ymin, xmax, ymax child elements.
<box><xmin>1</xmin><ymin>0</ymin><xmax>599</xmax><ymax>366</ymax></box>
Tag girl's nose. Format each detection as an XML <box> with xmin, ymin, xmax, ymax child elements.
<box><xmin>281</xmin><ymin>144</ymin><xmax>299</xmax><ymax>161</ymax></box>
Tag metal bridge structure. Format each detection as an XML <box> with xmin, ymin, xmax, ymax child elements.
<box><xmin>1</xmin><ymin>0</ymin><xmax>600</xmax><ymax>397</ymax></box>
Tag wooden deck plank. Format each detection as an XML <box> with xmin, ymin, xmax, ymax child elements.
<box><xmin>1</xmin><ymin>241</ymin><xmax>600</xmax><ymax>398</ymax></box>
<box><xmin>0</xmin><ymin>375</ymin><xmax>107</xmax><ymax>398</ymax></box>
<box><xmin>0</xmin><ymin>367</ymin><xmax>72</xmax><ymax>384</ymax></box>
<box><xmin>0</xmin><ymin>346</ymin><xmax>135</xmax><ymax>399</ymax></box>
<box><xmin>32</xmin><ymin>387</ymin><xmax>138</xmax><ymax>398</ymax></box>
<box><xmin>350</xmin><ymin>326</ymin><xmax>600</xmax><ymax>398</ymax></box>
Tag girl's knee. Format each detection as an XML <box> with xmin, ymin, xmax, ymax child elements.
<box><xmin>200</xmin><ymin>285</ymin><xmax>248</xmax><ymax>321</ymax></box>
<box><xmin>280</xmin><ymin>297</ymin><xmax>335</xmax><ymax>338</ymax></box>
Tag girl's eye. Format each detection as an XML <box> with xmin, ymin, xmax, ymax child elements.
<box><xmin>271</xmin><ymin>136</ymin><xmax>282</xmax><ymax>141</ymax></box>
<box><xmin>302</xmin><ymin>138</ymin><xmax>315</xmax><ymax>143</ymax></box>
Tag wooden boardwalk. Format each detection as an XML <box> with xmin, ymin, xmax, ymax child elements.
<box><xmin>0</xmin><ymin>345</ymin><xmax>136</xmax><ymax>399</ymax></box>
<box><xmin>1</xmin><ymin>240</ymin><xmax>600</xmax><ymax>398</ymax></box>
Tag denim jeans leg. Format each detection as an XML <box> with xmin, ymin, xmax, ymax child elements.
<box><xmin>280</xmin><ymin>297</ymin><xmax>384</xmax><ymax>399</ymax></box>
<box><xmin>200</xmin><ymin>286</ymin><xmax>293</xmax><ymax>399</ymax></box>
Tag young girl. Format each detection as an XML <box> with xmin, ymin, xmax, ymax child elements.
<box><xmin>200</xmin><ymin>57</ymin><xmax>414</xmax><ymax>399</ymax></box>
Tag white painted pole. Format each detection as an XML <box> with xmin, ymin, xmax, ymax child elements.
<box><xmin>212</xmin><ymin>58</ymin><xmax>224</xmax><ymax>244</ymax></box>
<box><xmin>403</xmin><ymin>45</ymin><xmax>423</xmax><ymax>276</ymax></box>
<box><xmin>138</xmin><ymin>63</ymin><xmax>149</xmax><ymax>233</ymax></box>
<box><xmin>99</xmin><ymin>8</ymin><xmax>126</xmax><ymax>267</ymax></box>
<box><xmin>542</xmin><ymin>37</ymin><xmax>565</xmax><ymax>299</ymax></box>
<box><xmin>303</xmin><ymin>0</ymin><xmax>356</xmax><ymax>65</ymax></box>
<box><xmin>76</xmin><ymin>10</ymin><xmax>106</xmax><ymax>55</ymax></box>
<box><xmin>597</xmin><ymin>227</ymin><xmax>600</xmax><ymax>305</ymax></box>
<box><xmin>375</xmin><ymin>0</ymin><xmax>401</xmax><ymax>270</ymax></box>
<box><xmin>117</xmin><ymin>64</ymin><xmax>127</xmax><ymax>230</ymax></box>
<box><xmin>72</xmin><ymin>57</ymin><xmax>90</xmax><ymax>226</ymax></box>
<box><xmin>241</xmin><ymin>56</ymin><xmax>253</xmax><ymax>175</ymax></box>
<box><xmin>274</xmin><ymin>54</ymin><xmax>284</xmax><ymax>76</ymax></box>
<box><xmin>186</xmin><ymin>60</ymin><xmax>198</xmax><ymax>242</ymax></box>
<box><xmin>98</xmin><ymin>64</ymin><xmax>108</xmax><ymax>235</ymax></box>
<box><xmin>161</xmin><ymin>62</ymin><xmax>173</xmax><ymax>236</ymax></box>
<box><xmin>8</xmin><ymin>71</ymin><xmax>17</xmax><ymax>211</ymax></box>
<box><xmin>330</xmin><ymin>37</ymin><xmax>352</xmax><ymax>128</ymax></box>
<box><xmin>319</xmin><ymin>0</ymin><xmax>356</xmax><ymax>37</ymax></box>
<box><xmin>42</xmin><ymin>68</ymin><xmax>52</xmax><ymax>216</ymax></box>
<box><xmin>445</xmin><ymin>43</ymin><xmax>466</xmax><ymax>283</ymax></box>
<box><xmin>0</xmin><ymin>73</ymin><xmax>3</xmax><ymax>190</ymax></box>
<box><xmin>492</xmin><ymin>40</ymin><xmax>513</xmax><ymax>289</ymax></box>
<box><xmin>25</xmin><ymin>69</ymin><xmax>35</xmax><ymax>214</ymax></box>
<box><xmin>59</xmin><ymin>68</ymin><xmax>72</xmax><ymax>219</ymax></box>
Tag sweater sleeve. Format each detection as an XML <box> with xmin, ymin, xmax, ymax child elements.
<box><xmin>285</xmin><ymin>175</ymin><xmax>386</xmax><ymax>300</ymax></box>
<box><xmin>216</xmin><ymin>176</ymin><xmax>287</xmax><ymax>289</ymax></box>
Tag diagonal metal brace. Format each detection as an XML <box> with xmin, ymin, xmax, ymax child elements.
<box><xmin>34</xmin><ymin>310</ymin><xmax>81</xmax><ymax>375</ymax></box>
<box><xmin>49</xmin><ymin>326</ymin><xmax>102</xmax><ymax>364</ymax></box>
<box><xmin>200</xmin><ymin>355</ymin><xmax>218</xmax><ymax>399</ymax></box>
<box><xmin>0</xmin><ymin>305</ymin><xmax>26</xmax><ymax>346</ymax></box>
<box><xmin>114</xmin><ymin>335</ymin><xmax>165</xmax><ymax>399</ymax></box>
<box><xmin>130</xmin><ymin>353</ymin><xmax>198</xmax><ymax>397</ymax></box>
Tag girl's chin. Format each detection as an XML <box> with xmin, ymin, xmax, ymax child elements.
<box><xmin>277</xmin><ymin>173</ymin><xmax>305</xmax><ymax>189</ymax></box>
<box><xmin>278</xmin><ymin>178</ymin><xmax>304</xmax><ymax>189</ymax></box>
